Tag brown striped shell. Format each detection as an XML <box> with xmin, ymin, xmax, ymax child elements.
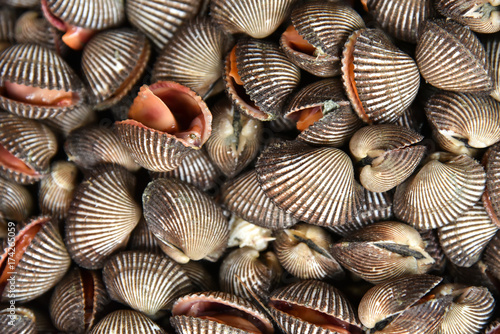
<box><xmin>426</xmin><ymin>92</ymin><xmax>500</xmax><ymax>156</ymax></box>
<box><xmin>484</xmin><ymin>142</ymin><xmax>500</xmax><ymax>227</ymax></box>
<box><xmin>102</xmin><ymin>251</ymin><xmax>193</xmax><ymax>317</ymax></box>
<box><xmin>224</xmin><ymin>39</ymin><xmax>301</xmax><ymax>121</ymax></box>
<box><xmin>81</xmin><ymin>29</ymin><xmax>150</xmax><ymax>110</ymax></box>
<box><xmin>49</xmin><ymin>267</ymin><xmax>109</xmax><ymax>334</ymax></box>
<box><xmin>416</xmin><ymin>19</ymin><xmax>493</xmax><ymax>93</ymax></box>
<box><xmin>0</xmin><ymin>176</ymin><xmax>32</xmax><ymax>222</ymax></box>
<box><xmin>341</xmin><ymin>28</ymin><xmax>420</xmax><ymax>124</ymax></box>
<box><xmin>435</xmin><ymin>0</ymin><xmax>500</xmax><ymax>34</ymax></box>
<box><xmin>0</xmin><ymin>43</ymin><xmax>85</xmax><ymax>119</ymax></box>
<box><xmin>0</xmin><ymin>112</ymin><xmax>58</xmax><ymax>184</ymax></box>
<box><xmin>65</xmin><ymin>164</ymin><xmax>142</xmax><ymax>269</ymax></box>
<box><xmin>142</xmin><ymin>178</ymin><xmax>229</xmax><ymax>264</ymax></box>
<box><xmin>269</xmin><ymin>279</ymin><xmax>363</xmax><ymax>334</ymax></box>
<box><xmin>0</xmin><ymin>306</ymin><xmax>36</xmax><ymax>334</ymax></box>
<box><xmin>90</xmin><ymin>310</ymin><xmax>166</xmax><ymax>334</ymax></box>
<box><xmin>205</xmin><ymin>98</ymin><xmax>262</xmax><ymax>178</ymax></box>
<box><xmin>41</xmin><ymin>103</ymin><xmax>96</xmax><ymax>137</ymax></box>
<box><xmin>394</xmin><ymin>152</ymin><xmax>486</xmax><ymax>229</ymax></box>
<box><xmin>0</xmin><ymin>216</ymin><xmax>71</xmax><ymax>302</ymax></box>
<box><xmin>128</xmin><ymin>219</ymin><xmax>163</xmax><ymax>254</ymax></box>
<box><xmin>180</xmin><ymin>261</ymin><xmax>218</xmax><ymax>292</ymax></box>
<box><xmin>485</xmin><ymin>35</ymin><xmax>500</xmax><ymax>102</ymax></box>
<box><xmin>284</xmin><ymin>78</ymin><xmax>363</xmax><ymax>147</ymax></box>
<box><xmin>152</xmin><ymin>18</ymin><xmax>233</xmax><ymax>98</ymax></box>
<box><xmin>210</xmin><ymin>0</ymin><xmax>295</xmax><ymax>38</ymax></box>
<box><xmin>255</xmin><ymin>140</ymin><xmax>362</xmax><ymax>227</ymax></box>
<box><xmin>484</xmin><ymin>231</ymin><xmax>500</xmax><ymax>280</ymax></box>
<box><xmin>65</xmin><ymin>125</ymin><xmax>140</xmax><ymax>172</ymax></box>
<box><xmin>331</xmin><ymin>222</ymin><xmax>434</xmax><ymax>284</ymax></box>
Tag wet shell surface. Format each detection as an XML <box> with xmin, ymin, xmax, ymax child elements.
<box><xmin>81</xmin><ymin>28</ymin><xmax>150</xmax><ymax>109</ymax></box>
<box><xmin>485</xmin><ymin>35</ymin><xmax>500</xmax><ymax>101</ymax></box>
<box><xmin>102</xmin><ymin>251</ymin><xmax>193</xmax><ymax>317</ymax></box>
<box><xmin>90</xmin><ymin>310</ymin><xmax>166</xmax><ymax>334</ymax></box>
<box><xmin>65</xmin><ymin>164</ymin><xmax>142</xmax><ymax>269</ymax></box>
<box><xmin>435</xmin><ymin>0</ymin><xmax>500</xmax><ymax>33</ymax></box>
<box><xmin>153</xmin><ymin>18</ymin><xmax>233</xmax><ymax>98</ymax></box>
<box><xmin>143</xmin><ymin>178</ymin><xmax>229</xmax><ymax>264</ymax></box>
<box><xmin>341</xmin><ymin>28</ymin><xmax>420</xmax><ymax>124</ymax></box>
<box><xmin>394</xmin><ymin>152</ymin><xmax>486</xmax><ymax>229</ymax></box>
<box><xmin>0</xmin><ymin>176</ymin><xmax>32</xmax><ymax>222</ymax></box>
<box><xmin>416</xmin><ymin>19</ymin><xmax>493</xmax><ymax>93</ymax></box>
<box><xmin>256</xmin><ymin>140</ymin><xmax>362</xmax><ymax>226</ymax></box>
<box><xmin>0</xmin><ymin>43</ymin><xmax>85</xmax><ymax>119</ymax></box>
<box><xmin>0</xmin><ymin>112</ymin><xmax>58</xmax><ymax>184</ymax></box>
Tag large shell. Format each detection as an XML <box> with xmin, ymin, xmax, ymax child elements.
<box><xmin>435</xmin><ymin>0</ymin><xmax>500</xmax><ymax>34</ymax></box>
<box><xmin>426</xmin><ymin>92</ymin><xmax>500</xmax><ymax>156</ymax></box>
<box><xmin>65</xmin><ymin>164</ymin><xmax>142</xmax><ymax>269</ymax></box>
<box><xmin>255</xmin><ymin>140</ymin><xmax>362</xmax><ymax>227</ymax></box>
<box><xmin>205</xmin><ymin>98</ymin><xmax>262</xmax><ymax>178</ymax></box>
<box><xmin>210</xmin><ymin>0</ymin><xmax>295</xmax><ymax>38</ymax></box>
<box><xmin>103</xmin><ymin>251</ymin><xmax>193</xmax><ymax>317</ymax></box>
<box><xmin>153</xmin><ymin>18</ymin><xmax>233</xmax><ymax>98</ymax></box>
<box><xmin>224</xmin><ymin>39</ymin><xmax>301</xmax><ymax>121</ymax></box>
<box><xmin>394</xmin><ymin>152</ymin><xmax>486</xmax><ymax>229</ymax></box>
<box><xmin>0</xmin><ymin>176</ymin><xmax>32</xmax><ymax>222</ymax></box>
<box><xmin>81</xmin><ymin>29</ymin><xmax>150</xmax><ymax>109</ymax></box>
<box><xmin>484</xmin><ymin>142</ymin><xmax>500</xmax><ymax>226</ymax></box>
<box><xmin>416</xmin><ymin>19</ymin><xmax>493</xmax><ymax>93</ymax></box>
<box><xmin>142</xmin><ymin>178</ymin><xmax>229</xmax><ymax>264</ymax></box>
<box><xmin>284</xmin><ymin>78</ymin><xmax>363</xmax><ymax>147</ymax></box>
<box><xmin>0</xmin><ymin>43</ymin><xmax>85</xmax><ymax>119</ymax></box>
<box><xmin>49</xmin><ymin>267</ymin><xmax>109</xmax><ymax>334</ymax></box>
<box><xmin>90</xmin><ymin>310</ymin><xmax>166</xmax><ymax>334</ymax></box>
<box><xmin>14</xmin><ymin>11</ymin><xmax>66</xmax><ymax>55</ymax></box>
<box><xmin>0</xmin><ymin>306</ymin><xmax>36</xmax><ymax>334</ymax></box>
<box><xmin>485</xmin><ymin>35</ymin><xmax>500</xmax><ymax>101</ymax></box>
<box><xmin>0</xmin><ymin>112</ymin><xmax>58</xmax><ymax>184</ymax></box>
<box><xmin>341</xmin><ymin>28</ymin><xmax>420</xmax><ymax>124</ymax></box>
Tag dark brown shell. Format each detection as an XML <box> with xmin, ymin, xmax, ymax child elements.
<box><xmin>0</xmin><ymin>176</ymin><xmax>32</xmax><ymax>222</ymax></box>
<box><xmin>435</xmin><ymin>0</ymin><xmax>500</xmax><ymax>34</ymax></box>
<box><xmin>127</xmin><ymin>219</ymin><xmax>163</xmax><ymax>254</ymax></box>
<box><xmin>484</xmin><ymin>142</ymin><xmax>500</xmax><ymax>226</ymax></box>
<box><xmin>39</xmin><ymin>161</ymin><xmax>78</xmax><ymax>220</ymax></box>
<box><xmin>14</xmin><ymin>11</ymin><xmax>66</xmax><ymax>55</ymax></box>
<box><xmin>0</xmin><ymin>8</ymin><xmax>16</xmax><ymax>44</ymax></box>
<box><xmin>485</xmin><ymin>35</ymin><xmax>500</xmax><ymax>102</ymax></box>
<box><xmin>90</xmin><ymin>310</ymin><xmax>166</xmax><ymax>334</ymax></box>
<box><xmin>0</xmin><ymin>306</ymin><xmax>36</xmax><ymax>334</ymax></box>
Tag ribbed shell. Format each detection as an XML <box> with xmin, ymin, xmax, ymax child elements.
<box><xmin>150</xmin><ymin>148</ymin><xmax>220</xmax><ymax>192</ymax></box>
<box><xmin>82</xmin><ymin>29</ymin><xmax>150</xmax><ymax>109</ymax></box>
<box><xmin>395</xmin><ymin>105</ymin><xmax>426</xmax><ymax>133</ymax></box>
<box><xmin>270</xmin><ymin>280</ymin><xmax>361</xmax><ymax>330</ymax></box>
<box><xmin>39</xmin><ymin>161</ymin><xmax>78</xmax><ymax>220</ymax></box>
<box><xmin>426</xmin><ymin>92</ymin><xmax>500</xmax><ymax>155</ymax></box>
<box><xmin>438</xmin><ymin>202</ymin><xmax>498</xmax><ymax>268</ymax></box>
<box><xmin>153</xmin><ymin>18</ymin><xmax>233</xmax><ymax>98</ymax></box>
<box><xmin>206</xmin><ymin>98</ymin><xmax>262</xmax><ymax>178</ymax></box>
<box><xmin>41</xmin><ymin>103</ymin><xmax>96</xmax><ymax>137</ymax></box>
<box><xmin>181</xmin><ymin>261</ymin><xmax>218</xmax><ymax>291</ymax></box>
<box><xmin>127</xmin><ymin>219</ymin><xmax>162</xmax><ymax>254</ymax></box>
<box><xmin>0</xmin><ymin>307</ymin><xmax>36</xmax><ymax>334</ymax></box>
<box><xmin>225</xmin><ymin>39</ymin><xmax>301</xmax><ymax>121</ymax></box>
<box><xmin>394</xmin><ymin>153</ymin><xmax>486</xmax><ymax>229</ymax></box>
<box><xmin>0</xmin><ymin>43</ymin><xmax>85</xmax><ymax>119</ymax></box>
<box><xmin>485</xmin><ymin>36</ymin><xmax>500</xmax><ymax>102</ymax></box>
<box><xmin>65</xmin><ymin>164</ymin><xmax>142</xmax><ymax>269</ymax></box>
<box><xmin>0</xmin><ymin>112</ymin><xmax>58</xmax><ymax>184</ymax></box>
<box><xmin>0</xmin><ymin>8</ymin><xmax>15</xmax><ymax>44</ymax></box>
<box><xmin>221</xmin><ymin>170</ymin><xmax>298</xmax><ymax>230</ymax></box>
<box><xmin>255</xmin><ymin>140</ymin><xmax>362</xmax><ymax>226</ymax></box>
<box><xmin>285</xmin><ymin>78</ymin><xmax>363</xmax><ymax>147</ymax></box>
<box><xmin>415</xmin><ymin>19</ymin><xmax>493</xmax><ymax>93</ymax></box>
<box><xmin>44</xmin><ymin>0</ymin><xmax>124</xmax><ymax>29</ymax></box>
<box><xmin>49</xmin><ymin>267</ymin><xmax>109</xmax><ymax>334</ymax></box>
<box><xmin>435</xmin><ymin>0</ymin><xmax>500</xmax><ymax>34</ymax></box>
<box><xmin>484</xmin><ymin>318</ymin><xmax>500</xmax><ymax>333</ymax></box>
<box><xmin>142</xmin><ymin>178</ymin><xmax>229</xmax><ymax>264</ymax></box>
<box><xmin>485</xmin><ymin>143</ymin><xmax>500</xmax><ymax>224</ymax></box>
<box><xmin>65</xmin><ymin>125</ymin><xmax>140</xmax><ymax>172</ymax></box>
<box><xmin>219</xmin><ymin>247</ymin><xmax>281</xmax><ymax>300</ymax></box>
<box><xmin>90</xmin><ymin>310</ymin><xmax>166</xmax><ymax>334</ymax></box>
<box><xmin>358</xmin><ymin>274</ymin><xmax>443</xmax><ymax>328</ymax></box>
<box><xmin>1</xmin><ymin>216</ymin><xmax>71</xmax><ymax>302</ymax></box>
<box><xmin>484</xmin><ymin>231</ymin><xmax>500</xmax><ymax>280</ymax></box>
<box><xmin>14</xmin><ymin>11</ymin><xmax>66</xmax><ymax>55</ymax></box>
<box><xmin>364</xmin><ymin>0</ymin><xmax>434</xmax><ymax>43</ymax></box>
<box><xmin>126</xmin><ymin>0</ymin><xmax>201</xmax><ymax>50</ymax></box>
<box><xmin>103</xmin><ymin>251</ymin><xmax>193</xmax><ymax>317</ymax></box>
<box><xmin>341</xmin><ymin>29</ymin><xmax>420</xmax><ymax>124</ymax></box>
<box><xmin>210</xmin><ymin>0</ymin><xmax>295</xmax><ymax>38</ymax></box>
<box><xmin>0</xmin><ymin>176</ymin><xmax>32</xmax><ymax>221</ymax></box>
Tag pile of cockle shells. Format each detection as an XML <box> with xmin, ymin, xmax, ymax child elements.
<box><xmin>0</xmin><ymin>0</ymin><xmax>499</xmax><ymax>333</ymax></box>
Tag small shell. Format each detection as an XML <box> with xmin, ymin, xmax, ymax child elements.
<box><xmin>394</xmin><ymin>152</ymin><xmax>486</xmax><ymax>229</ymax></box>
<box><xmin>90</xmin><ymin>310</ymin><xmax>166</xmax><ymax>334</ymax></box>
<box><xmin>210</xmin><ymin>0</ymin><xmax>295</xmax><ymax>38</ymax></box>
<box><xmin>227</xmin><ymin>216</ymin><xmax>275</xmax><ymax>251</ymax></box>
<box><xmin>484</xmin><ymin>142</ymin><xmax>500</xmax><ymax>226</ymax></box>
<box><xmin>41</xmin><ymin>103</ymin><xmax>96</xmax><ymax>137</ymax></box>
<box><xmin>416</xmin><ymin>19</ymin><xmax>493</xmax><ymax>93</ymax></box>
<box><xmin>142</xmin><ymin>178</ymin><xmax>229</xmax><ymax>264</ymax></box>
<box><xmin>426</xmin><ymin>92</ymin><xmax>500</xmax><ymax>156</ymax></box>
<box><xmin>0</xmin><ymin>8</ymin><xmax>16</xmax><ymax>45</ymax></box>
<box><xmin>0</xmin><ymin>176</ymin><xmax>32</xmax><ymax>222</ymax></box>
<box><xmin>205</xmin><ymin>98</ymin><xmax>262</xmax><ymax>178</ymax></box>
<box><xmin>152</xmin><ymin>18</ymin><xmax>233</xmax><ymax>98</ymax></box>
<box><xmin>256</xmin><ymin>140</ymin><xmax>362</xmax><ymax>226</ymax></box>
<box><xmin>221</xmin><ymin>170</ymin><xmax>298</xmax><ymax>230</ymax></box>
<box><xmin>341</xmin><ymin>29</ymin><xmax>420</xmax><ymax>124</ymax></box>
<box><xmin>180</xmin><ymin>261</ymin><xmax>218</xmax><ymax>292</ymax></box>
<box><xmin>81</xmin><ymin>29</ymin><xmax>150</xmax><ymax>110</ymax></box>
<box><xmin>65</xmin><ymin>125</ymin><xmax>140</xmax><ymax>172</ymax></box>
<box><xmin>435</xmin><ymin>0</ymin><xmax>500</xmax><ymax>34</ymax></box>
<box><xmin>485</xmin><ymin>35</ymin><xmax>500</xmax><ymax>101</ymax></box>
<box><xmin>103</xmin><ymin>251</ymin><xmax>193</xmax><ymax>317</ymax></box>
<box><xmin>65</xmin><ymin>164</ymin><xmax>142</xmax><ymax>269</ymax></box>
<box><xmin>127</xmin><ymin>219</ymin><xmax>163</xmax><ymax>254</ymax></box>
<box><xmin>0</xmin><ymin>306</ymin><xmax>36</xmax><ymax>334</ymax></box>
<box><xmin>484</xmin><ymin>231</ymin><xmax>500</xmax><ymax>280</ymax></box>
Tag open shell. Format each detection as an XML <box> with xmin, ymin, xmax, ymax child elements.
<box><xmin>435</xmin><ymin>0</ymin><xmax>500</xmax><ymax>34</ymax></box>
<box><xmin>0</xmin><ymin>176</ymin><xmax>32</xmax><ymax>222</ymax></box>
<box><xmin>90</xmin><ymin>310</ymin><xmax>166</xmax><ymax>334</ymax></box>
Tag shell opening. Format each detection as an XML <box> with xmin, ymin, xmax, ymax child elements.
<box><xmin>269</xmin><ymin>300</ymin><xmax>363</xmax><ymax>334</ymax></box>
<box><xmin>288</xmin><ymin>106</ymin><xmax>324</xmax><ymax>131</ymax></box>
<box><xmin>173</xmin><ymin>300</ymin><xmax>273</xmax><ymax>334</ymax></box>
<box><xmin>82</xmin><ymin>269</ymin><xmax>95</xmax><ymax>329</ymax></box>
<box><xmin>282</xmin><ymin>25</ymin><xmax>317</xmax><ymax>56</ymax></box>
<box><xmin>0</xmin><ymin>143</ymin><xmax>37</xmax><ymax>176</ymax></box>
<box><xmin>2</xmin><ymin>81</ymin><xmax>79</xmax><ymax>107</ymax></box>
